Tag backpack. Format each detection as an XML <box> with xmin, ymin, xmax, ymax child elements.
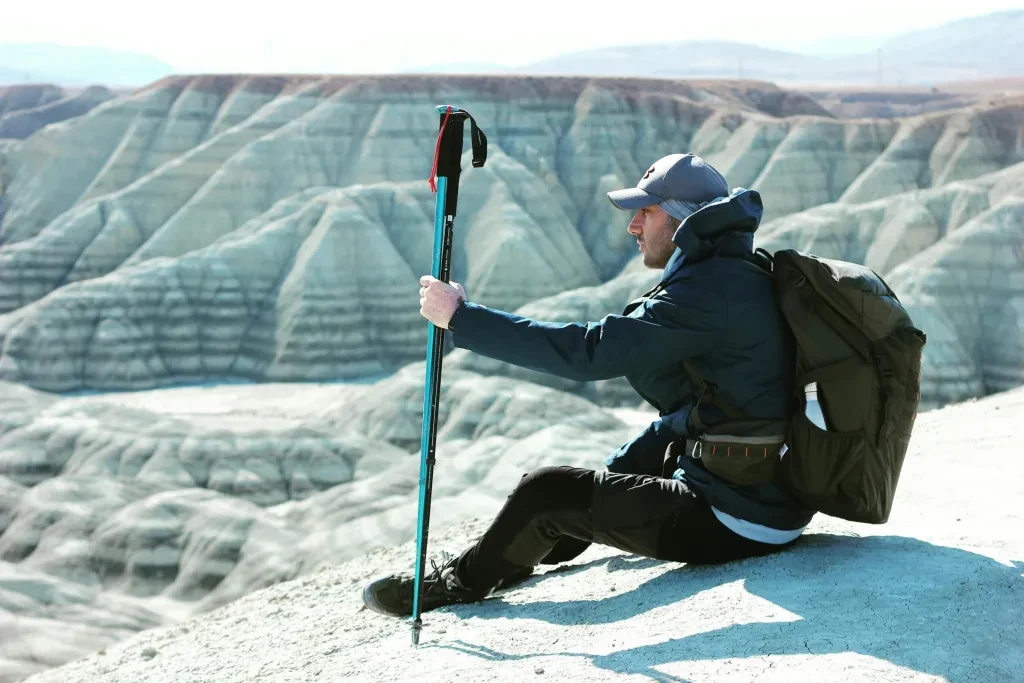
<box><xmin>683</xmin><ymin>248</ymin><xmax>927</xmax><ymax>524</ymax></box>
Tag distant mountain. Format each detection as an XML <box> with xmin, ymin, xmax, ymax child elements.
<box><xmin>864</xmin><ymin>10</ymin><xmax>1024</xmax><ymax>80</ymax></box>
<box><xmin>0</xmin><ymin>42</ymin><xmax>173</xmax><ymax>87</ymax></box>
<box><xmin>407</xmin><ymin>61</ymin><xmax>509</xmax><ymax>75</ymax></box>
<box><xmin>514</xmin><ymin>41</ymin><xmax>822</xmax><ymax>82</ymax></box>
<box><xmin>780</xmin><ymin>35</ymin><xmax>890</xmax><ymax>58</ymax></box>
<box><xmin>505</xmin><ymin>10</ymin><xmax>1024</xmax><ymax>86</ymax></box>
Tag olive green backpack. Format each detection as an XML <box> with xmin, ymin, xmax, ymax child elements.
<box><xmin>683</xmin><ymin>249</ymin><xmax>927</xmax><ymax>524</ymax></box>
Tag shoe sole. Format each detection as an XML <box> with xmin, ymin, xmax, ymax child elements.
<box><xmin>361</xmin><ymin>578</ymin><xmax>411</xmax><ymax>618</ymax></box>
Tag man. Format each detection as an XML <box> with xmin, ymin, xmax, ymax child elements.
<box><xmin>362</xmin><ymin>153</ymin><xmax>814</xmax><ymax>618</ymax></box>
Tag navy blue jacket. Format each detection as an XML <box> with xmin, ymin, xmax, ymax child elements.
<box><xmin>449</xmin><ymin>189</ymin><xmax>814</xmax><ymax>531</ymax></box>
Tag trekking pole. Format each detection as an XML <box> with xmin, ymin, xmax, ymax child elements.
<box><xmin>411</xmin><ymin>104</ymin><xmax>487</xmax><ymax>646</ymax></box>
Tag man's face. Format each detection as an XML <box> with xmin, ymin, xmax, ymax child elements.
<box><xmin>627</xmin><ymin>204</ymin><xmax>677</xmax><ymax>269</ymax></box>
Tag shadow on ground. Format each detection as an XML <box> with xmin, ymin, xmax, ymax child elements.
<box><xmin>432</xmin><ymin>534</ymin><xmax>1023</xmax><ymax>682</ymax></box>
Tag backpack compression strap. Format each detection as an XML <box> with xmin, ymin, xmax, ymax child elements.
<box><xmin>682</xmin><ymin>361</ymin><xmax>751</xmax><ymax>432</ymax></box>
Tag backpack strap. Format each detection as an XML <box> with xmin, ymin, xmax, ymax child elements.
<box><xmin>682</xmin><ymin>361</ymin><xmax>751</xmax><ymax>432</ymax></box>
<box><xmin>747</xmin><ymin>248</ymin><xmax>775</xmax><ymax>274</ymax></box>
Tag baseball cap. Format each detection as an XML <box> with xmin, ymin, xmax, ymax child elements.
<box><xmin>607</xmin><ymin>153</ymin><xmax>729</xmax><ymax>210</ymax></box>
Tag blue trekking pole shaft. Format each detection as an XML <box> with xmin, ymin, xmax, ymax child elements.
<box><xmin>411</xmin><ymin>105</ymin><xmax>487</xmax><ymax>646</ymax></box>
<box><xmin>410</xmin><ymin>178</ymin><xmax>452</xmax><ymax>644</ymax></box>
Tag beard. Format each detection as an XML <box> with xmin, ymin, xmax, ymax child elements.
<box><xmin>643</xmin><ymin>243</ymin><xmax>673</xmax><ymax>269</ymax></box>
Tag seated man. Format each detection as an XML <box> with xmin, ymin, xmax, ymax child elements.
<box><xmin>363</xmin><ymin>153</ymin><xmax>814</xmax><ymax>617</ymax></box>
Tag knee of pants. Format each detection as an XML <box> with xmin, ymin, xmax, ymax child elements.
<box><xmin>516</xmin><ymin>465</ymin><xmax>573</xmax><ymax>488</ymax></box>
<box><xmin>502</xmin><ymin>509</ymin><xmax>593</xmax><ymax>567</ymax></box>
<box><xmin>508</xmin><ymin>466</ymin><xmax>572</xmax><ymax>505</ymax></box>
<box><xmin>509</xmin><ymin>465</ymin><xmax>592</xmax><ymax>511</ymax></box>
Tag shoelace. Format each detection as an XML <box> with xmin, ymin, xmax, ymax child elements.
<box><xmin>425</xmin><ymin>551</ymin><xmax>458</xmax><ymax>593</ymax></box>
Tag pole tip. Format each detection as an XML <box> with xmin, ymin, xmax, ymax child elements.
<box><xmin>411</xmin><ymin>619</ymin><xmax>422</xmax><ymax>647</ymax></box>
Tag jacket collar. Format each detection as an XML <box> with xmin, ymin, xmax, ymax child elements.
<box><xmin>663</xmin><ymin>188</ymin><xmax>763</xmax><ymax>280</ymax></box>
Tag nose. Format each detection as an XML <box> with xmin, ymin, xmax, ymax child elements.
<box><xmin>627</xmin><ymin>212</ymin><xmax>643</xmax><ymax>236</ymax></box>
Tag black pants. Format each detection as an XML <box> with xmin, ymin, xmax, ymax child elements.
<box><xmin>455</xmin><ymin>465</ymin><xmax>795</xmax><ymax>595</ymax></box>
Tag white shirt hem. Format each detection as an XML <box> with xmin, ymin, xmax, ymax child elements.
<box><xmin>711</xmin><ymin>506</ymin><xmax>807</xmax><ymax>545</ymax></box>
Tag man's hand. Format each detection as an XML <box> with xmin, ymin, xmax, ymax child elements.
<box><xmin>419</xmin><ymin>275</ymin><xmax>467</xmax><ymax>330</ymax></box>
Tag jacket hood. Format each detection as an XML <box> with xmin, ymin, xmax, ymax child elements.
<box><xmin>670</xmin><ymin>188</ymin><xmax>763</xmax><ymax>264</ymax></box>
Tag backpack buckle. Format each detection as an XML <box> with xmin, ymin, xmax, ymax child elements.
<box><xmin>688</xmin><ymin>439</ymin><xmax>701</xmax><ymax>459</ymax></box>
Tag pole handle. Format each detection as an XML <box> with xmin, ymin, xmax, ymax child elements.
<box><xmin>428</xmin><ymin>106</ymin><xmax>488</xmax><ymax>218</ymax></box>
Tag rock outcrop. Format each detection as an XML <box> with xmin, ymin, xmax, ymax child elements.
<box><xmin>0</xmin><ymin>76</ymin><xmax>1021</xmax><ymax>395</ymax></box>
<box><xmin>0</xmin><ymin>85</ymin><xmax>67</xmax><ymax>116</ymax></box>
<box><xmin>0</xmin><ymin>85</ymin><xmax>114</xmax><ymax>140</ymax></box>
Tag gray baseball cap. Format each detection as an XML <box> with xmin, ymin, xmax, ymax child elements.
<box><xmin>607</xmin><ymin>153</ymin><xmax>729</xmax><ymax>210</ymax></box>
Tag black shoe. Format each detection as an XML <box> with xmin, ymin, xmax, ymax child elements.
<box><xmin>362</xmin><ymin>551</ymin><xmax>480</xmax><ymax>618</ymax></box>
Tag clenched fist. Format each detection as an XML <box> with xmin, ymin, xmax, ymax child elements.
<box><xmin>419</xmin><ymin>275</ymin><xmax>467</xmax><ymax>330</ymax></box>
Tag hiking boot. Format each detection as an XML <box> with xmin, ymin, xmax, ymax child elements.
<box><xmin>362</xmin><ymin>551</ymin><xmax>480</xmax><ymax>618</ymax></box>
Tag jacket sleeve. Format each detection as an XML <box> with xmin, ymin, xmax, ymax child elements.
<box><xmin>448</xmin><ymin>294</ymin><xmax>719</xmax><ymax>382</ymax></box>
<box><xmin>603</xmin><ymin>419</ymin><xmax>673</xmax><ymax>476</ymax></box>
<box><xmin>603</xmin><ymin>404</ymin><xmax>694</xmax><ymax>476</ymax></box>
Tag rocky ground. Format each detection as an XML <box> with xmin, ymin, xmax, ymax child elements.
<box><xmin>20</xmin><ymin>388</ymin><xmax>1024</xmax><ymax>683</ymax></box>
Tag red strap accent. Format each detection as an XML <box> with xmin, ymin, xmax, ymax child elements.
<box><xmin>428</xmin><ymin>106</ymin><xmax>453</xmax><ymax>193</ymax></box>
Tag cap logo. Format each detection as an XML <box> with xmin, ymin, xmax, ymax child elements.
<box><xmin>643</xmin><ymin>166</ymin><xmax>655</xmax><ymax>180</ymax></box>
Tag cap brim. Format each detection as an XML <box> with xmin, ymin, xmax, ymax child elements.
<box><xmin>607</xmin><ymin>187</ymin><xmax>663</xmax><ymax>210</ymax></box>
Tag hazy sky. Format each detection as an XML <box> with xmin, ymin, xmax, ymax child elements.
<box><xmin>4</xmin><ymin>0</ymin><xmax>1023</xmax><ymax>73</ymax></box>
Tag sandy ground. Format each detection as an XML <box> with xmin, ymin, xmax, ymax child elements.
<box><xmin>24</xmin><ymin>389</ymin><xmax>1024</xmax><ymax>683</ymax></box>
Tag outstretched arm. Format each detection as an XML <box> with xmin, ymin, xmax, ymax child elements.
<box><xmin>419</xmin><ymin>274</ymin><xmax>718</xmax><ymax>382</ymax></box>
<box><xmin>448</xmin><ymin>297</ymin><xmax>716</xmax><ymax>382</ymax></box>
